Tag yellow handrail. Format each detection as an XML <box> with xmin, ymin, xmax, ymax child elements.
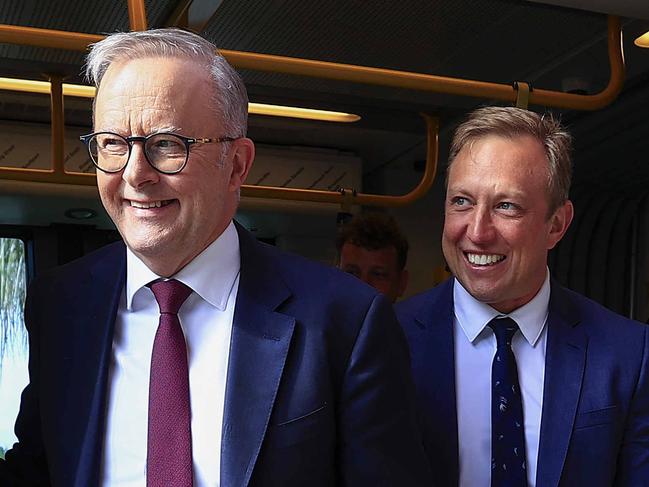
<box><xmin>221</xmin><ymin>16</ymin><xmax>623</xmax><ymax>111</ymax></box>
<box><xmin>0</xmin><ymin>16</ymin><xmax>623</xmax><ymax>111</ymax></box>
<box><xmin>128</xmin><ymin>0</ymin><xmax>148</xmax><ymax>31</ymax></box>
<box><xmin>243</xmin><ymin>114</ymin><xmax>439</xmax><ymax>207</ymax></box>
<box><xmin>0</xmin><ymin>113</ymin><xmax>438</xmax><ymax>207</ymax></box>
<box><xmin>0</xmin><ymin>12</ymin><xmax>624</xmax><ymax>208</ymax></box>
<box><xmin>49</xmin><ymin>75</ymin><xmax>65</xmax><ymax>173</ymax></box>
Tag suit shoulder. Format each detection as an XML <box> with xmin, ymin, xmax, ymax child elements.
<box><xmin>248</xmin><ymin>240</ymin><xmax>397</xmax><ymax>355</ymax></box>
<box><xmin>250</xmin><ymin>238</ymin><xmax>379</xmax><ymax>305</ymax></box>
<box><xmin>237</xmin><ymin>223</ymin><xmax>378</xmax><ymax>307</ymax></box>
<box><xmin>396</xmin><ymin>280</ymin><xmax>452</xmax><ymax>321</ymax></box>
<box><xmin>266</xmin><ymin>242</ymin><xmax>379</xmax><ymax>303</ymax></box>
<box><xmin>557</xmin><ymin>285</ymin><xmax>647</xmax><ymax>337</ymax></box>
<box><xmin>33</xmin><ymin>241</ymin><xmax>124</xmax><ymax>285</ymax></box>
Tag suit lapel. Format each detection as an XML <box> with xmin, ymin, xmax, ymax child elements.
<box><xmin>413</xmin><ymin>279</ymin><xmax>459</xmax><ymax>487</ymax></box>
<box><xmin>536</xmin><ymin>283</ymin><xmax>587</xmax><ymax>487</ymax></box>
<box><xmin>220</xmin><ymin>224</ymin><xmax>295</xmax><ymax>487</ymax></box>
<box><xmin>55</xmin><ymin>243</ymin><xmax>125</xmax><ymax>487</ymax></box>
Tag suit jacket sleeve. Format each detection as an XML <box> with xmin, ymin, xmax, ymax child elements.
<box><xmin>615</xmin><ymin>323</ymin><xmax>649</xmax><ymax>485</ymax></box>
<box><xmin>337</xmin><ymin>293</ymin><xmax>433</xmax><ymax>486</ymax></box>
<box><xmin>0</xmin><ymin>281</ymin><xmax>51</xmax><ymax>486</ymax></box>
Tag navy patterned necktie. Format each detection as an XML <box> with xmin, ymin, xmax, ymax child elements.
<box><xmin>487</xmin><ymin>317</ymin><xmax>527</xmax><ymax>487</ymax></box>
<box><xmin>147</xmin><ymin>279</ymin><xmax>194</xmax><ymax>487</ymax></box>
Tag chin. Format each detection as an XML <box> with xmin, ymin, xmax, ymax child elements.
<box><xmin>462</xmin><ymin>281</ymin><xmax>504</xmax><ymax>303</ymax></box>
<box><xmin>124</xmin><ymin>232</ymin><xmax>169</xmax><ymax>255</ymax></box>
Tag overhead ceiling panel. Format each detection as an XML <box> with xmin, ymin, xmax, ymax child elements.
<box><xmin>202</xmin><ymin>0</ymin><xmax>608</xmax><ymax>108</ymax></box>
<box><xmin>0</xmin><ymin>0</ymin><xmax>645</xmax><ymax>194</ymax></box>
<box><xmin>529</xmin><ymin>0</ymin><xmax>649</xmax><ymax>20</ymax></box>
<box><xmin>0</xmin><ymin>0</ymin><xmax>177</xmax><ymax>80</ymax></box>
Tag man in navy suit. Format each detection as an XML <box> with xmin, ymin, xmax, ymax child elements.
<box><xmin>397</xmin><ymin>106</ymin><xmax>649</xmax><ymax>486</ymax></box>
<box><xmin>1</xmin><ymin>28</ymin><xmax>431</xmax><ymax>486</ymax></box>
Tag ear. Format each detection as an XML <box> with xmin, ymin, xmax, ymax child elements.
<box><xmin>228</xmin><ymin>137</ymin><xmax>255</xmax><ymax>192</ymax></box>
<box><xmin>397</xmin><ymin>269</ymin><xmax>409</xmax><ymax>298</ymax></box>
<box><xmin>546</xmin><ymin>199</ymin><xmax>574</xmax><ymax>250</ymax></box>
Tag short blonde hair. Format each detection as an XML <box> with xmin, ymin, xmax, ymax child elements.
<box><xmin>448</xmin><ymin>106</ymin><xmax>572</xmax><ymax>213</ymax></box>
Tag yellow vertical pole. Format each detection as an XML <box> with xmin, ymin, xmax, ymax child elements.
<box><xmin>49</xmin><ymin>75</ymin><xmax>65</xmax><ymax>175</ymax></box>
<box><xmin>127</xmin><ymin>0</ymin><xmax>148</xmax><ymax>31</ymax></box>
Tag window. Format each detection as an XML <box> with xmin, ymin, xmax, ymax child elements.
<box><xmin>0</xmin><ymin>238</ymin><xmax>28</xmax><ymax>458</ymax></box>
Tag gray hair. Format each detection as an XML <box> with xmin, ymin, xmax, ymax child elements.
<box><xmin>448</xmin><ymin>106</ymin><xmax>572</xmax><ymax>214</ymax></box>
<box><xmin>86</xmin><ymin>28</ymin><xmax>248</xmax><ymax>137</ymax></box>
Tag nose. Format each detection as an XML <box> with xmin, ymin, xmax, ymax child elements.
<box><xmin>466</xmin><ymin>206</ymin><xmax>496</xmax><ymax>244</ymax></box>
<box><xmin>360</xmin><ymin>272</ymin><xmax>373</xmax><ymax>287</ymax></box>
<box><xmin>121</xmin><ymin>142</ymin><xmax>159</xmax><ymax>189</ymax></box>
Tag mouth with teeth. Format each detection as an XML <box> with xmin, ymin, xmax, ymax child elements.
<box><xmin>129</xmin><ymin>199</ymin><xmax>174</xmax><ymax>209</ymax></box>
<box><xmin>465</xmin><ymin>252</ymin><xmax>506</xmax><ymax>266</ymax></box>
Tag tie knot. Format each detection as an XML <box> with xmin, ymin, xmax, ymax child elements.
<box><xmin>488</xmin><ymin>316</ymin><xmax>519</xmax><ymax>348</ymax></box>
<box><xmin>148</xmin><ymin>279</ymin><xmax>193</xmax><ymax>314</ymax></box>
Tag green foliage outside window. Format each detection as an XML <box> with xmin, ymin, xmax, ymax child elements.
<box><xmin>0</xmin><ymin>238</ymin><xmax>27</xmax><ymax>454</ymax></box>
<box><xmin>0</xmin><ymin>238</ymin><xmax>26</xmax><ymax>366</ymax></box>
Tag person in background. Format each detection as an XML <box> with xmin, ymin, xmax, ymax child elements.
<box><xmin>337</xmin><ymin>212</ymin><xmax>409</xmax><ymax>303</ymax></box>
<box><xmin>0</xmin><ymin>28</ymin><xmax>431</xmax><ymax>487</ymax></box>
<box><xmin>397</xmin><ymin>106</ymin><xmax>649</xmax><ymax>487</ymax></box>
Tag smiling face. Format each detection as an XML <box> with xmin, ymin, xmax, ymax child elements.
<box><xmin>339</xmin><ymin>242</ymin><xmax>408</xmax><ymax>302</ymax></box>
<box><xmin>442</xmin><ymin>134</ymin><xmax>573</xmax><ymax>313</ymax></box>
<box><xmin>94</xmin><ymin>57</ymin><xmax>254</xmax><ymax>276</ymax></box>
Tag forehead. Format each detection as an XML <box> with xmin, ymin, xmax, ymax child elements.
<box><xmin>341</xmin><ymin>242</ymin><xmax>400</xmax><ymax>269</ymax></box>
<box><xmin>94</xmin><ymin>57</ymin><xmax>217</xmax><ymax>132</ymax></box>
<box><xmin>448</xmin><ymin>134</ymin><xmax>550</xmax><ymax>194</ymax></box>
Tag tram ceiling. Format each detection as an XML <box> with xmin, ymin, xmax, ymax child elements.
<box><xmin>530</xmin><ymin>0</ymin><xmax>649</xmax><ymax>20</ymax></box>
<box><xmin>0</xmin><ymin>0</ymin><xmax>634</xmax><ymax>109</ymax></box>
<box><xmin>0</xmin><ymin>0</ymin><xmax>648</xmax><ymax>201</ymax></box>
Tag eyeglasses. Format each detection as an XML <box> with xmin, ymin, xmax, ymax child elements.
<box><xmin>79</xmin><ymin>132</ymin><xmax>238</xmax><ymax>174</ymax></box>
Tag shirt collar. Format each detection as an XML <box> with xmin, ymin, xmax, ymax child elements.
<box><xmin>126</xmin><ymin>221</ymin><xmax>240</xmax><ymax>311</ymax></box>
<box><xmin>453</xmin><ymin>269</ymin><xmax>550</xmax><ymax>346</ymax></box>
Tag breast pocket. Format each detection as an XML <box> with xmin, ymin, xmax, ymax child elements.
<box><xmin>573</xmin><ymin>405</ymin><xmax>618</xmax><ymax>430</ymax></box>
<box><xmin>267</xmin><ymin>402</ymin><xmax>331</xmax><ymax>448</ymax></box>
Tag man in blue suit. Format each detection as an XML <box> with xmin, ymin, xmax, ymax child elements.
<box><xmin>0</xmin><ymin>28</ymin><xmax>431</xmax><ymax>486</ymax></box>
<box><xmin>397</xmin><ymin>106</ymin><xmax>649</xmax><ymax>487</ymax></box>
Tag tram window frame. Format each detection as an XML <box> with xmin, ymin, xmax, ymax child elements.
<box><xmin>0</xmin><ymin>226</ymin><xmax>34</xmax><ymax>281</ymax></box>
<box><xmin>0</xmin><ymin>226</ymin><xmax>32</xmax><ymax>458</ymax></box>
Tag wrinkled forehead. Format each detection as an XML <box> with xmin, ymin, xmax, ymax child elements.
<box><xmin>93</xmin><ymin>57</ymin><xmax>218</xmax><ymax>130</ymax></box>
<box><xmin>97</xmin><ymin>56</ymin><xmax>212</xmax><ymax>99</ymax></box>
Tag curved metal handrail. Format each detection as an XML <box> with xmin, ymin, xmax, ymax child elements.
<box><xmin>0</xmin><ymin>16</ymin><xmax>623</xmax><ymax>111</ymax></box>
<box><xmin>0</xmin><ymin>11</ymin><xmax>625</xmax><ymax>207</ymax></box>
<box><xmin>0</xmin><ymin>113</ymin><xmax>438</xmax><ymax>208</ymax></box>
<box><xmin>222</xmin><ymin>16</ymin><xmax>623</xmax><ymax>112</ymax></box>
<box><xmin>128</xmin><ymin>0</ymin><xmax>147</xmax><ymax>31</ymax></box>
<box><xmin>244</xmin><ymin>114</ymin><xmax>438</xmax><ymax>207</ymax></box>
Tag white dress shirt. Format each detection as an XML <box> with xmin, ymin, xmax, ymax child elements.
<box><xmin>454</xmin><ymin>271</ymin><xmax>550</xmax><ymax>487</ymax></box>
<box><xmin>101</xmin><ymin>222</ymin><xmax>240</xmax><ymax>487</ymax></box>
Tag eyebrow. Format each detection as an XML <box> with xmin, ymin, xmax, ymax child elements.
<box><xmin>93</xmin><ymin>125</ymin><xmax>184</xmax><ymax>135</ymax></box>
<box><xmin>493</xmin><ymin>189</ymin><xmax>527</xmax><ymax>200</ymax></box>
<box><xmin>152</xmin><ymin>125</ymin><xmax>183</xmax><ymax>134</ymax></box>
<box><xmin>447</xmin><ymin>186</ymin><xmax>528</xmax><ymax>200</ymax></box>
<box><xmin>93</xmin><ymin>126</ymin><xmax>123</xmax><ymax>134</ymax></box>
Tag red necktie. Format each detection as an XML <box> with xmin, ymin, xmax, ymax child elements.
<box><xmin>147</xmin><ymin>279</ymin><xmax>194</xmax><ymax>487</ymax></box>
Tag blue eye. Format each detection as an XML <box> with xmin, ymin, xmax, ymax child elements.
<box><xmin>497</xmin><ymin>201</ymin><xmax>520</xmax><ymax>210</ymax></box>
<box><xmin>451</xmin><ymin>197</ymin><xmax>467</xmax><ymax>206</ymax></box>
<box><xmin>97</xmin><ymin>135</ymin><xmax>128</xmax><ymax>153</ymax></box>
<box><xmin>147</xmin><ymin>134</ymin><xmax>185</xmax><ymax>157</ymax></box>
